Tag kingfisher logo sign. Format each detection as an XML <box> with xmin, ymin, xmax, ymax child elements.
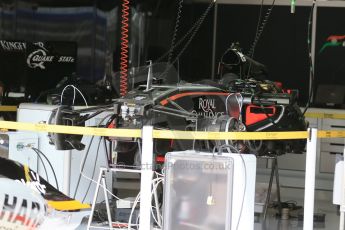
<box><xmin>0</xmin><ymin>40</ymin><xmax>77</xmax><ymax>98</ymax></box>
<box><xmin>0</xmin><ymin>40</ymin><xmax>26</xmax><ymax>51</ymax></box>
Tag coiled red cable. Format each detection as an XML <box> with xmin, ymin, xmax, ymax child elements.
<box><xmin>120</xmin><ymin>0</ymin><xmax>130</xmax><ymax>96</ymax></box>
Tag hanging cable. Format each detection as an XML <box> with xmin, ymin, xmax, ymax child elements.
<box><xmin>120</xmin><ymin>0</ymin><xmax>130</xmax><ymax>96</ymax></box>
<box><xmin>302</xmin><ymin>0</ymin><xmax>316</xmax><ymax>116</ymax></box>
<box><xmin>246</xmin><ymin>0</ymin><xmax>275</xmax><ymax>78</ymax></box>
<box><xmin>73</xmin><ymin>135</ymin><xmax>94</xmax><ymax>199</ymax></box>
<box><xmin>158</xmin><ymin>0</ymin><xmax>215</xmax><ymax>79</ymax></box>
<box><xmin>30</xmin><ymin>149</ymin><xmax>49</xmax><ymax>183</ymax></box>
<box><xmin>31</xmin><ymin>147</ymin><xmax>59</xmax><ymax>190</ymax></box>
<box><xmin>60</xmin><ymin>84</ymin><xmax>88</xmax><ymax>107</ymax></box>
<box><xmin>247</xmin><ymin>0</ymin><xmax>276</xmax><ymax>58</ymax></box>
<box><xmin>167</xmin><ymin>0</ymin><xmax>184</xmax><ymax>64</ymax></box>
<box><xmin>154</xmin><ymin>12</ymin><xmax>206</xmax><ymax>64</ymax></box>
<box><xmin>169</xmin><ymin>1</ymin><xmax>215</xmax><ymax>66</ymax></box>
<box><xmin>73</xmin><ymin>114</ymin><xmax>113</xmax><ymax>199</ymax></box>
<box><xmin>82</xmin><ymin>136</ymin><xmax>103</xmax><ymax>203</ymax></box>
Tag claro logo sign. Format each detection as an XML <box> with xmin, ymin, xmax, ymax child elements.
<box><xmin>27</xmin><ymin>48</ymin><xmax>54</xmax><ymax>70</ymax></box>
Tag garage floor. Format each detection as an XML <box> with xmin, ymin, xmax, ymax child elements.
<box><xmin>83</xmin><ymin>202</ymin><xmax>339</xmax><ymax>230</ymax></box>
<box><xmin>83</xmin><ymin>187</ymin><xmax>340</xmax><ymax>229</ymax></box>
<box><xmin>255</xmin><ymin>200</ymin><xmax>339</xmax><ymax>230</ymax></box>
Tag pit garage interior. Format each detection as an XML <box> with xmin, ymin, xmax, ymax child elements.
<box><xmin>0</xmin><ymin>0</ymin><xmax>345</xmax><ymax>229</ymax></box>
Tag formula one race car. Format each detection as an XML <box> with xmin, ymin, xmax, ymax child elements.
<box><xmin>0</xmin><ymin>157</ymin><xmax>90</xmax><ymax>229</ymax></box>
<box><xmin>48</xmin><ymin>47</ymin><xmax>308</xmax><ymax>165</ymax></box>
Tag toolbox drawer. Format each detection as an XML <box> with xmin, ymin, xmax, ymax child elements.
<box><xmin>320</xmin><ymin>142</ymin><xmax>344</xmax><ymax>154</ymax></box>
<box><xmin>321</xmin><ymin>118</ymin><xmax>345</xmax><ymax>129</ymax></box>
<box><xmin>319</xmin><ymin>151</ymin><xmax>336</xmax><ymax>173</ymax></box>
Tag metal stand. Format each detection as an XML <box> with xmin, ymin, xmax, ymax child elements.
<box><xmin>87</xmin><ymin>168</ymin><xmax>104</xmax><ymax>229</ymax></box>
<box><xmin>259</xmin><ymin>155</ymin><xmax>282</xmax><ymax>220</ymax></box>
<box><xmin>102</xmin><ymin>175</ymin><xmax>112</xmax><ymax>229</ymax></box>
<box><xmin>86</xmin><ymin>126</ymin><xmax>154</xmax><ymax>230</ymax></box>
<box><xmin>87</xmin><ymin>167</ymin><xmax>144</xmax><ymax>230</ymax></box>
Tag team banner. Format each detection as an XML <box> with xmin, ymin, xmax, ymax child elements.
<box><xmin>0</xmin><ymin>40</ymin><xmax>77</xmax><ymax>101</ymax></box>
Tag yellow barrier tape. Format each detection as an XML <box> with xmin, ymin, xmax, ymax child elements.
<box><xmin>47</xmin><ymin>200</ymin><xmax>90</xmax><ymax>211</ymax></box>
<box><xmin>0</xmin><ymin>121</ymin><xmax>142</xmax><ymax>138</ymax></box>
<box><xmin>318</xmin><ymin>130</ymin><xmax>345</xmax><ymax>138</ymax></box>
<box><xmin>0</xmin><ymin>121</ymin><xmax>310</xmax><ymax>140</ymax></box>
<box><xmin>153</xmin><ymin>130</ymin><xmax>309</xmax><ymax>140</ymax></box>
<box><xmin>2</xmin><ymin>120</ymin><xmax>345</xmax><ymax>140</ymax></box>
<box><xmin>0</xmin><ymin>106</ymin><xmax>17</xmax><ymax>112</ymax></box>
<box><xmin>305</xmin><ymin>112</ymin><xmax>345</xmax><ymax>120</ymax></box>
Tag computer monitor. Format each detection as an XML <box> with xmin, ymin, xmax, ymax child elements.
<box><xmin>314</xmin><ymin>3</ymin><xmax>345</xmax><ymax>107</ymax></box>
<box><xmin>314</xmin><ymin>84</ymin><xmax>345</xmax><ymax>107</ymax></box>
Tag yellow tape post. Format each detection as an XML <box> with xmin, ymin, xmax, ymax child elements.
<box><xmin>0</xmin><ymin>120</ymin><xmax>141</xmax><ymax>138</ymax></box>
<box><xmin>318</xmin><ymin>130</ymin><xmax>345</xmax><ymax>139</ymax></box>
<box><xmin>305</xmin><ymin>112</ymin><xmax>345</xmax><ymax>120</ymax></box>
<box><xmin>153</xmin><ymin>130</ymin><xmax>309</xmax><ymax>140</ymax></box>
<box><xmin>0</xmin><ymin>106</ymin><xmax>17</xmax><ymax>112</ymax></box>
